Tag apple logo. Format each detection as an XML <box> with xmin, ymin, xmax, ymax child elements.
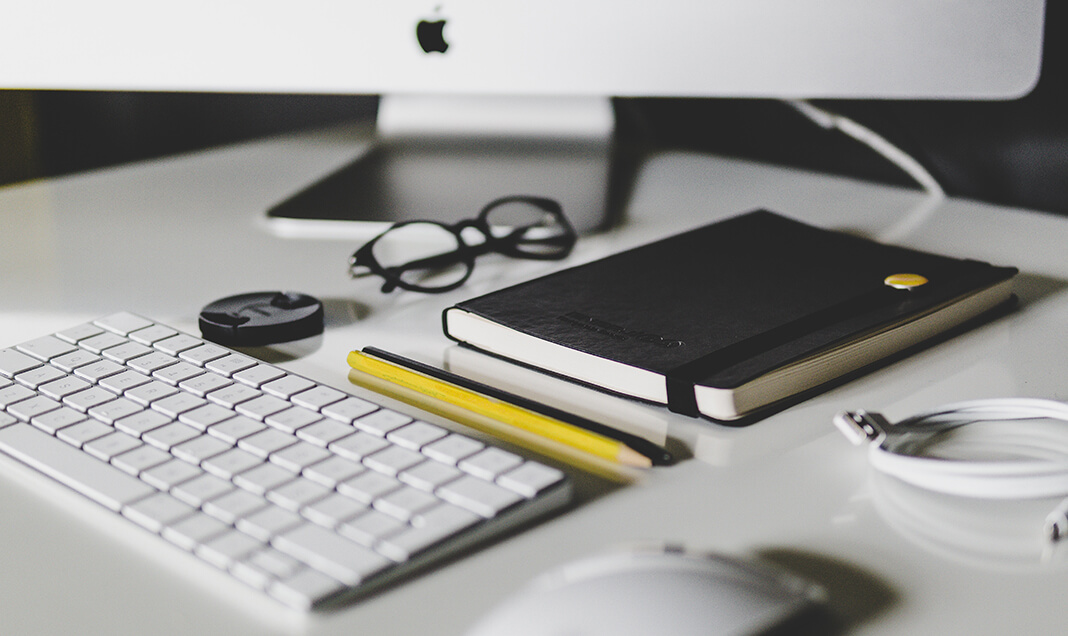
<box><xmin>416</xmin><ymin>9</ymin><xmax>449</xmax><ymax>54</ymax></box>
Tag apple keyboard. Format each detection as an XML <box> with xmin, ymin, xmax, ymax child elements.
<box><xmin>0</xmin><ymin>313</ymin><xmax>570</xmax><ymax>610</ymax></box>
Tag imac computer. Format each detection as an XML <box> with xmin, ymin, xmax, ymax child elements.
<box><xmin>0</xmin><ymin>1</ymin><xmax>1047</xmax><ymax>236</ymax></box>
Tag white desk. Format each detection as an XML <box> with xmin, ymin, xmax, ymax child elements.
<box><xmin>3</xmin><ymin>125</ymin><xmax>1068</xmax><ymax>635</ymax></box>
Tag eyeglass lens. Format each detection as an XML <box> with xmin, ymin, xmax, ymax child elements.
<box><xmin>481</xmin><ymin>198</ymin><xmax>572</xmax><ymax>258</ymax></box>
<box><xmin>369</xmin><ymin>222</ymin><xmax>471</xmax><ymax>291</ymax></box>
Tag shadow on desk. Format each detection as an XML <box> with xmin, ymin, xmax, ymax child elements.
<box><xmin>758</xmin><ymin>548</ymin><xmax>898</xmax><ymax>635</ymax></box>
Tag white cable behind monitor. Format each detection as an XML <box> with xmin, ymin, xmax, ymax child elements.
<box><xmin>785</xmin><ymin>99</ymin><xmax>945</xmax><ymax>199</ymax></box>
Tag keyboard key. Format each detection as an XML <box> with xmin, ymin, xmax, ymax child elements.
<box><xmin>111</xmin><ymin>444</ymin><xmax>171</xmax><ymax>475</ymax></box>
<box><xmin>114</xmin><ymin>409</ymin><xmax>172</xmax><ymax>437</ymax></box>
<box><xmin>179</xmin><ymin>343</ymin><xmax>230</xmax><ymax>366</ymax></box>
<box><xmin>273</xmin><ymin>522</ymin><xmax>391</xmax><ymax>585</ymax></box>
<box><xmin>88</xmin><ymin>397</ymin><xmax>143</xmax><ymax>424</ymax></box>
<box><xmin>152</xmin><ymin>334</ymin><xmax>203</xmax><ymax>355</ymax></box>
<box><xmin>398</xmin><ymin>461</ymin><xmax>462</xmax><ymax>492</ymax></box>
<box><xmin>152</xmin><ymin>361</ymin><xmax>205</xmax><ymax>385</ymax></box>
<box><xmin>125</xmin><ymin>381</ymin><xmax>179</xmax><ymax>406</ymax></box>
<box><xmin>234</xmin><ymin>462</ymin><xmax>295</xmax><ymax>495</ymax></box>
<box><xmin>162</xmin><ymin>512</ymin><xmax>230</xmax><ymax>551</ymax></box>
<box><xmin>73</xmin><ymin>359</ymin><xmax>126</xmax><ymax>382</ymax></box>
<box><xmin>178</xmin><ymin>371</ymin><xmax>232</xmax><ymax>397</ymax></box>
<box><xmin>301</xmin><ymin>493</ymin><xmax>366</xmax><ymax>528</ymax></box>
<box><xmin>16</xmin><ymin>335</ymin><xmax>77</xmax><ymax>361</ymax></box>
<box><xmin>98</xmin><ymin>370</ymin><xmax>152</xmax><ymax>394</ymax></box>
<box><xmin>128</xmin><ymin>324</ymin><xmax>179</xmax><ymax>346</ymax></box>
<box><xmin>0</xmin><ymin>423</ymin><xmax>155</xmax><ymax>512</ymax></box>
<box><xmin>354</xmin><ymin>410</ymin><xmax>412</xmax><ymax>436</ymax></box>
<box><xmin>372</xmin><ymin>486</ymin><xmax>438</xmax><ymax>521</ymax></box>
<box><xmin>336</xmin><ymin>510</ymin><xmax>405</xmax><ymax>547</ymax></box>
<box><xmin>290</xmin><ymin>385</ymin><xmax>346</xmax><ymax>411</ymax></box>
<box><xmin>79</xmin><ymin>332</ymin><xmax>128</xmax><ymax>354</ymax></box>
<box><xmin>14</xmin><ymin>364</ymin><xmax>67</xmax><ymax>389</ymax></box>
<box><xmin>236</xmin><ymin>394</ymin><xmax>291</xmax><ymax>421</ymax></box>
<box><xmin>50</xmin><ymin>349</ymin><xmax>101</xmax><ymax>372</ymax></box>
<box><xmin>268</xmin><ymin>568</ymin><xmax>346</xmax><ymax>610</ymax></box>
<box><xmin>102</xmin><ymin>341</ymin><xmax>155</xmax><ymax>364</ymax></box>
<box><xmin>142</xmin><ymin>458</ymin><xmax>204</xmax><ymax>491</ymax></box>
<box><xmin>143</xmin><ymin>422</ymin><xmax>201</xmax><ymax>451</ymax></box>
<box><xmin>262</xmin><ymin>375</ymin><xmax>316</xmax><ymax>399</ymax></box>
<box><xmin>296</xmin><ymin>419</ymin><xmax>354</xmax><ymax>447</ymax></box>
<box><xmin>0</xmin><ymin>348</ymin><xmax>42</xmax><ymax>378</ymax></box>
<box><xmin>387</xmin><ymin>421</ymin><xmax>448</xmax><ymax>450</ymax></box>
<box><xmin>206</xmin><ymin>354</ymin><xmax>258</xmax><ymax>377</ymax></box>
<box><xmin>267</xmin><ymin>478</ymin><xmax>331</xmax><ymax>512</ymax></box>
<box><xmin>239</xmin><ymin>428</ymin><xmax>298</xmax><ymax>458</ymax></box>
<box><xmin>237</xmin><ymin>504</ymin><xmax>303</xmax><ymax>542</ymax></box>
<box><xmin>270</xmin><ymin>441</ymin><xmax>332</xmax><ymax>473</ymax></box>
<box><xmin>458</xmin><ymin>447</ymin><xmax>524</xmax><ymax>480</ymax></box>
<box><xmin>0</xmin><ymin>383</ymin><xmax>36</xmax><ymax>407</ymax></box>
<box><xmin>337</xmin><ymin>471</ymin><xmax>401</xmax><ymax>504</ymax></box>
<box><xmin>208</xmin><ymin>416</ymin><xmax>266</xmax><ymax>443</ymax></box>
<box><xmin>203</xmin><ymin>489</ymin><xmax>268</xmax><ymax>524</ymax></box>
<box><xmin>363</xmin><ymin>446</ymin><xmax>424</xmax><ymax>477</ymax></box>
<box><xmin>123</xmin><ymin>492</ymin><xmax>195</xmax><ymax>533</ymax></box>
<box><xmin>31</xmin><ymin>407</ymin><xmax>87</xmax><ymax>434</ymax></box>
<box><xmin>321</xmin><ymin>397</ymin><xmax>377</xmax><ymax>424</ymax></box>
<box><xmin>377</xmin><ymin>503</ymin><xmax>480</xmax><ymax>562</ymax></box>
<box><xmin>196</xmin><ymin>529</ymin><xmax>265</xmax><ymax>569</ymax></box>
<box><xmin>207</xmin><ymin>383</ymin><xmax>262</xmax><ymax>409</ymax></box>
<box><xmin>39</xmin><ymin>375</ymin><xmax>91</xmax><ymax>400</ymax></box>
<box><xmin>172</xmin><ymin>472</ymin><xmax>235</xmax><ymax>507</ymax></box>
<box><xmin>57</xmin><ymin>420</ymin><xmax>114</xmax><ymax>447</ymax></box>
<box><xmin>264</xmin><ymin>406</ymin><xmax>322</xmax><ymax>434</ymax></box>
<box><xmin>202</xmin><ymin>447</ymin><xmax>263</xmax><ymax>480</ymax></box>
<box><xmin>0</xmin><ymin>411</ymin><xmax>19</xmax><ymax>429</ymax></box>
<box><xmin>8</xmin><ymin>395</ymin><xmax>62</xmax><ymax>421</ymax></box>
<box><xmin>171</xmin><ymin>434</ymin><xmax>231</xmax><ymax>464</ymax></box>
<box><xmin>180</xmin><ymin>403</ymin><xmax>238</xmax><ymax>431</ymax></box>
<box><xmin>497</xmin><ymin>462</ymin><xmax>566</xmax><ymax>498</ymax></box>
<box><xmin>126</xmin><ymin>350</ymin><xmax>179</xmax><ymax>373</ymax></box>
<box><xmin>55</xmin><ymin>323</ymin><xmax>105</xmax><ymax>344</ymax></box>
<box><xmin>95</xmin><ymin>312</ymin><xmax>153</xmax><ymax>336</ymax></box>
<box><xmin>233</xmin><ymin>364</ymin><xmax>286</xmax><ymax>388</ymax></box>
<box><xmin>233</xmin><ymin>548</ymin><xmax>301</xmax><ymax>590</ymax></box>
<box><xmin>437</xmin><ymin>475</ymin><xmax>522</xmax><ymax>518</ymax></box>
<box><xmin>84</xmin><ymin>431</ymin><xmax>143</xmax><ymax>461</ymax></box>
<box><xmin>303</xmin><ymin>455</ymin><xmax>365</xmax><ymax>488</ymax></box>
<box><xmin>422</xmin><ymin>434</ymin><xmax>484</xmax><ymax>465</ymax></box>
<box><xmin>152</xmin><ymin>392</ymin><xmax>208</xmax><ymax>418</ymax></box>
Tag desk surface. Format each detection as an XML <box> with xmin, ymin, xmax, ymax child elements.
<box><xmin>3</xmin><ymin>125</ymin><xmax>1068</xmax><ymax>635</ymax></box>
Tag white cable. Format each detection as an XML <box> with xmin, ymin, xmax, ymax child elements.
<box><xmin>834</xmin><ymin>399</ymin><xmax>1068</xmax><ymax>542</ymax></box>
<box><xmin>785</xmin><ymin>99</ymin><xmax>945</xmax><ymax>199</ymax></box>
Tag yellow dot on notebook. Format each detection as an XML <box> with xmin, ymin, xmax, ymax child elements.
<box><xmin>884</xmin><ymin>273</ymin><xmax>928</xmax><ymax>290</ymax></box>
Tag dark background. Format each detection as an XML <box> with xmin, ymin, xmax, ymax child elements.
<box><xmin>1</xmin><ymin>4</ymin><xmax>1064</xmax><ymax>215</ymax></box>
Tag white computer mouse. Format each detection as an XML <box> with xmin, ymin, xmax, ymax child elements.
<box><xmin>465</xmin><ymin>544</ymin><xmax>826</xmax><ymax>636</ymax></box>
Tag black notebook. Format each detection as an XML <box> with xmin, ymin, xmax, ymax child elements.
<box><xmin>442</xmin><ymin>210</ymin><xmax>1018</xmax><ymax>422</ymax></box>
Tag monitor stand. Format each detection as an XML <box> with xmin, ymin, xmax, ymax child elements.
<box><xmin>264</xmin><ymin>95</ymin><xmax>630</xmax><ymax>239</ymax></box>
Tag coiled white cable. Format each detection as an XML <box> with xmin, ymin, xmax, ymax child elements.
<box><xmin>834</xmin><ymin>399</ymin><xmax>1068</xmax><ymax>541</ymax></box>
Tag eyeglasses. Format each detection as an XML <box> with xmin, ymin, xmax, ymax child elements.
<box><xmin>348</xmin><ymin>195</ymin><xmax>577</xmax><ymax>293</ymax></box>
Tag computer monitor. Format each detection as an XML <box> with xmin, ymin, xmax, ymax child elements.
<box><xmin>1</xmin><ymin>1</ymin><xmax>1047</xmax><ymax>235</ymax></box>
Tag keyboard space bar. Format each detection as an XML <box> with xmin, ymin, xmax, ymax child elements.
<box><xmin>0</xmin><ymin>423</ymin><xmax>156</xmax><ymax>512</ymax></box>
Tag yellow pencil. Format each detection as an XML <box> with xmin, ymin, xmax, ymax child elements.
<box><xmin>346</xmin><ymin>350</ymin><xmax>651</xmax><ymax>474</ymax></box>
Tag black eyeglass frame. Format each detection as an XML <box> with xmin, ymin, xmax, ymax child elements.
<box><xmin>348</xmin><ymin>195</ymin><xmax>577</xmax><ymax>293</ymax></box>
